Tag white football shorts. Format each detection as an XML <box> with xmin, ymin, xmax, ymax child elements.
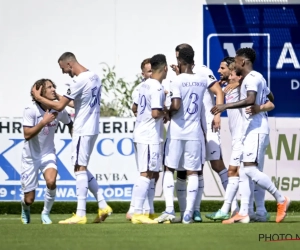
<box><xmin>134</xmin><ymin>143</ymin><xmax>162</xmax><ymax>172</ymax></box>
<box><xmin>241</xmin><ymin>133</ymin><xmax>269</xmax><ymax>167</ymax></box>
<box><xmin>229</xmin><ymin>138</ymin><xmax>242</xmax><ymax>167</ymax></box>
<box><xmin>72</xmin><ymin>134</ymin><xmax>98</xmax><ymax>166</ymax></box>
<box><xmin>20</xmin><ymin>153</ymin><xmax>57</xmax><ymax>193</ymax></box>
<box><xmin>206</xmin><ymin>130</ymin><xmax>222</xmax><ymax>161</ymax></box>
<box><xmin>164</xmin><ymin>139</ymin><xmax>203</xmax><ymax>171</ymax></box>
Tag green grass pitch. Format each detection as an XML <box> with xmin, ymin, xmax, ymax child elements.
<box><xmin>0</xmin><ymin>213</ymin><xmax>299</xmax><ymax>250</ymax></box>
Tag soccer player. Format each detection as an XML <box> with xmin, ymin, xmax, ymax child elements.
<box><xmin>31</xmin><ymin>52</ymin><xmax>112</xmax><ymax>224</ymax></box>
<box><xmin>155</xmin><ymin>47</ymin><xmax>219</xmax><ymax>224</ymax></box>
<box><xmin>131</xmin><ymin>54</ymin><xmax>168</xmax><ymax>224</ymax></box>
<box><xmin>127</xmin><ymin>58</ymin><xmax>155</xmax><ymax>220</ymax></box>
<box><xmin>211</xmin><ymin>48</ymin><xmax>290</xmax><ymax>223</ymax></box>
<box><xmin>21</xmin><ymin>79</ymin><xmax>73</xmax><ymax>224</ymax></box>
<box><xmin>168</xmin><ymin>43</ymin><xmax>226</xmax><ymax>222</ymax></box>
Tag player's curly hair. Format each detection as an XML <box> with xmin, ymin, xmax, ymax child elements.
<box><xmin>236</xmin><ymin>47</ymin><xmax>256</xmax><ymax>63</ymax></box>
<box><xmin>178</xmin><ymin>47</ymin><xmax>194</xmax><ymax>65</ymax></box>
<box><xmin>31</xmin><ymin>79</ymin><xmax>56</xmax><ymax>101</ymax></box>
<box><xmin>222</xmin><ymin>56</ymin><xmax>235</xmax><ymax>67</ymax></box>
<box><xmin>150</xmin><ymin>54</ymin><xmax>167</xmax><ymax>71</ymax></box>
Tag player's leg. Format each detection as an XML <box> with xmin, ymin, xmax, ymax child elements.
<box><xmin>132</xmin><ymin>143</ymin><xmax>159</xmax><ymax>224</ymax></box>
<box><xmin>20</xmin><ymin>161</ymin><xmax>38</xmax><ymax>224</ymax></box>
<box><xmin>206</xmin><ymin>131</ymin><xmax>228</xmax><ymax>190</ymax></box>
<box><xmin>154</xmin><ymin>139</ymin><xmax>181</xmax><ymax>223</ymax></box>
<box><xmin>254</xmin><ymin>134</ymin><xmax>270</xmax><ymax>222</ymax></box>
<box><xmin>176</xmin><ymin>170</ymin><xmax>187</xmax><ymax>219</ymax></box>
<box><xmin>41</xmin><ymin>160</ymin><xmax>57</xmax><ymax>224</ymax></box>
<box><xmin>182</xmin><ymin>140</ymin><xmax>202</xmax><ymax>224</ymax></box>
<box><xmin>146</xmin><ymin>170</ymin><xmax>159</xmax><ymax>219</ymax></box>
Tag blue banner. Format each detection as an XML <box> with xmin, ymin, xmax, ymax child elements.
<box><xmin>203</xmin><ymin>4</ymin><xmax>300</xmax><ymax>117</ymax></box>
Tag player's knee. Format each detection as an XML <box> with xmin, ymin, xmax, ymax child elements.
<box><xmin>210</xmin><ymin>159</ymin><xmax>226</xmax><ymax>173</ymax></box>
<box><xmin>228</xmin><ymin>168</ymin><xmax>238</xmax><ymax>177</ymax></box>
<box><xmin>177</xmin><ymin>171</ymin><xmax>187</xmax><ymax>180</ymax></box>
<box><xmin>46</xmin><ymin>179</ymin><xmax>56</xmax><ymax>189</ymax></box>
<box><xmin>153</xmin><ymin>172</ymin><xmax>159</xmax><ymax>182</ymax></box>
<box><xmin>24</xmin><ymin>195</ymin><xmax>34</xmax><ymax>205</ymax></box>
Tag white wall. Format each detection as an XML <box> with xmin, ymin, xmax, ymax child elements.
<box><xmin>0</xmin><ymin>0</ymin><xmax>205</xmax><ymax>117</ymax></box>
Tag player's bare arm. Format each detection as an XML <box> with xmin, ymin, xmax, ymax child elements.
<box><xmin>23</xmin><ymin>110</ymin><xmax>57</xmax><ymax>140</ymax></box>
<box><xmin>152</xmin><ymin>108</ymin><xmax>168</xmax><ymax>119</ymax></box>
<box><xmin>223</xmin><ymin>80</ymin><xmax>240</xmax><ymax>94</ymax></box>
<box><xmin>267</xmin><ymin>91</ymin><xmax>274</xmax><ymax>102</ymax></box>
<box><xmin>56</xmin><ymin>93</ymin><xmax>75</xmax><ymax>108</ymax></box>
<box><xmin>211</xmin><ymin>90</ymin><xmax>256</xmax><ymax>115</ymax></box>
<box><xmin>246</xmin><ymin>100</ymin><xmax>275</xmax><ymax>115</ymax></box>
<box><xmin>32</xmin><ymin>86</ymin><xmax>71</xmax><ymax>112</ymax></box>
<box><xmin>132</xmin><ymin>103</ymin><xmax>138</xmax><ymax>117</ymax></box>
<box><xmin>208</xmin><ymin>81</ymin><xmax>224</xmax><ymax>130</ymax></box>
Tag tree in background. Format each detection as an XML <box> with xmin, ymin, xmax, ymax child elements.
<box><xmin>100</xmin><ymin>63</ymin><xmax>142</xmax><ymax>117</ymax></box>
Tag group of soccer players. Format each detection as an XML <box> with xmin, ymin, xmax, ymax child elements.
<box><xmin>21</xmin><ymin>44</ymin><xmax>290</xmax><ymax>225</ymax></box>
<box><xmin>127</xmin><ymin>43</ymin><xmax>290</xmax><ymax>224</ymax></box>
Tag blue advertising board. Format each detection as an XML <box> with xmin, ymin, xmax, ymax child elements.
<box><xmin>203</xmin><ymin>4</ymin><xmax>300</xmax><ymax>117</ymax></box>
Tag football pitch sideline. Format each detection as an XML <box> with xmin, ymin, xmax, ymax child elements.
<box><xmin>0</xmin><ymin>213</ymin><xmax>299</xmax><ymax>250</ymax></box>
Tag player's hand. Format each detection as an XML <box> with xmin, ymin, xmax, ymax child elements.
<box><xmin>42</xmin><ymin>110</ymin><xmax>58</xmax><ymax>125</ymax></box>
<box><xmin>223</xmin><ymin>82</ymin><xmax>239</xmax><ymax>94</ymax></box>
<box><xmin>211</xmin><ymin>116</ymin><xmax>221</xmax><ymax>132</ymax></box>
<box><xmin>170</xmin><ymin>64</ymin><xmax>180</xmax><ymax>75</ymax></box>
<box><xmin>211</xmin><ymin>104</ymin><xmax>226</xmax><ymax>115</ymax></box>
<box><xmin>245</xmin><ymin>104</ymin><xmax>261</xmax><ymax>115</ymax></box>
<box><xmin>31</xmin><ymin>84</ymin><xmax>42</xmax><ymax>101</ymax></box>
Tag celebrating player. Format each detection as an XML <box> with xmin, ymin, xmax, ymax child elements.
<box><xmin>211</xmin><ymin>48</ymin><xmax>290</xmax><ymax>223</ymax></box>
<box><xmin>131</xmin><ymin>54</ymin><xmax>168</xmax><ymax>224</ymax></box>
<box><xmin>31</xmin><ymin>52</ymin><xmax>112</xmax><ymax>224</ymax></box>
<box><xmin>21</xmin><ymin>79</ymin><xmax>73</xmax><ymax>224</ymax></box>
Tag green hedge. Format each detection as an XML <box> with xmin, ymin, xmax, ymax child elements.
<box><xmin>1</xmin><ymin>200</ymin><xmax>299</xmax><ymax>214</ymax></box>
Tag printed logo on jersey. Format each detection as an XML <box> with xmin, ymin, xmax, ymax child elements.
<box><xmin>67</xmin><ymin>88</ymin><xmax>71</xmax><ymax>95</ymax></box>
<box><xmin>209</xmin><ymin>75</ymin><xmax>215</xmax><ymax>80</ymax></box>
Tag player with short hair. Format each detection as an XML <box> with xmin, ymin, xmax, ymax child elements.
<box><xmin>21</xmin><ymin>79</ymin><xmax>73</xmax><ymax>224</ymax></box>
<box><xmin>211</xmin><ymin>47</ymin><xmax>290</xmax><ymax>224</ymax></box>
<box><xmin>32</xmin><ymin>52</ymin><xmax>112</xmax><ymax>224</ymax></box>
<box><xmin>131</xmin><ymin>54</ymin><xmax>168</xmax><ymax>224</ymax></box>
<box><xmin>155</xmin><ymin>47</ymin><xmax>219</xmax><ymax>224</ymax></box>
<box><xmin>126</xmin><ymin>57</ymin><xmax>156</xmax><ymax>220</ymax></box>
<box><xmin>166</xmin><ymin>43</ymin><xmax>226</xmax><ymax>222</ymax></box>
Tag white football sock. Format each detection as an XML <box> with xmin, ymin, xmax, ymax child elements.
<box><xmin>218</xmin><ymin>169</ymin><xmax>228</xmax><ymax>190</ymax></box>
<box><xmin>147</xmin><ymin>179</ymin><xmax>156</xmax><ymax>214</ymax></box>
<box><xmin>194</xmin><ymin>175</ymin><xmax>204</xmax><ymax>212</ymax></box>
<box><xmin>244</xmin><ymin>166</ymin><xmax>285</xmax><ymax>203</ymax></box>
<box><xmin>254</xmin><ymin>184</ymin><xmax>267</xmax><ymax>215</ymax></box>
<box><xmin>128</xmin><ymin>180</ymin><xmax>137</xmax><ymax>214</ymax></box>
<box><xmin>21</xmin><ymin>196</ymin><xmax>30</xmax><ymax>210</ymax></box>
<box><xmin>248</xmin><ymin>178</ymin><xmax>255</xmax><ymax>215</ymax></box>
<box><xmin>134</xmin><ymin>176</ymin><xmax>150</xmax><ymax>214</ymax></box>
<box><xmin>221</xmin><ymin>176</ymin><xmax>239</xmax><ymax>214</ymax></box>
<box><xmin>175</xmin><ymin>178</ymin><xmax>186</xmax><ymax>217</ymax></box>
<box><xmin>163</xmin><ymin>171</ymin><xmax>175</xmax><ymax>214</ymax></box>
<box><xmin>185</xmin><ymin>174</ymin><xmax>198</xmax><ymax>216</ymax></box>
<box><xmin>42</xmin><ymin>188</ymin><xmax>56</xmax><ymax>215</ymax></box>
<box><xmin>238</xmin><ymin>167</ymin><xmax>250</xmax><ymax>216</ymax></box>
<box><xmin>75</xmin><ymin>171</ymin><xmax>88</xmax><ymax>217</ymax></box>
<box><xmin>87</xmin><ymin>170</ymin><xmax>107</xmax><ymax>209</ymax></box>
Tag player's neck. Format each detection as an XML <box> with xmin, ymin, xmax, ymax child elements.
<box><xmin>37</xmin><ymin>102</ymin><xmax>50</xmax><ymax>112</ymax></box>
<box><xmin>242</xmin><ymin>68</ymin><xmax>253</xmax><ymax>78</ymax></box>
<box><xmin>73</xmin><ymin>64</ymin><xmax>88</xmax><ymax>76</ymax></box>
<box><xmin>150</xmin><ymin>74</ymin><xmax>164</xmax><ymax>83</ymax></box>
<box><xmin>180</xmin><ymin>66</ymin><xmax>193</xmax><ymax>74</ymax></box>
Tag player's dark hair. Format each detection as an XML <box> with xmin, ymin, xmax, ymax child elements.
<box><xmin>31</xmin><ymin>79</ymin><xmax>56</xmax><ymax>101</ymax></box>
<box><xmin>236</xmin><ymin>47</ymin><xmax>256</xmax><ymax>63</ymax></box>
<box><xmin>150</xmin><ymin>54</ymin><xmax>167</xmax><ymax>71</ymax></box>
<box><xmin>178</xmin><ymin>47</ymin><xmax>194</xmax><ymax>65</ymax></box>
<box><xmin>222</xmin><ymin>56</ymin><xmax>235</xmax><ymax>67</ymax></box>
<box><xmin>58</xmin><ymin>52</ymin><xmax>77</xmax><ymax>62</ymax></box>
<box><xmin>175</xmin><ymin>43</ymin><xmax>193</xmax><ymax>52</ymax></box>
<box><xmin>141</xmin><ymin>58</ymin><xmax>151</xmax><ymax>70</ymax></box>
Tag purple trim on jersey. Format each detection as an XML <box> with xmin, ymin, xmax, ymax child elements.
<box><xmin>151</xmin><ymin>108</ymin><xmax>163</xmax><ymax>111</ymax></box>
<box><xmin>207</xmin><ymin>80</ymin><xmax>217</xmax><ymax>89</ymax></box>
<box><xmin>75</xmin><ymin>136</ymin><xmax>81</xmax><ymax>165</ymax></box>
<box><xmin>147</xmin><ymin>145</ymin><xmax>150</xmax><ymax>171</ymax></box>
<box><xmin>37</xmin><ymin>102</ymin><xmax>52</xmax><ymax>112</ymax></box>
<box><xmin>63</xmin><ymin>95</ymin><xmax>74</xmax><ymax>100</ymax></box>
<box><xmin>23</xmin><ymin>125</ymin><xmax>33</xmax><ymax>128</ymax></box>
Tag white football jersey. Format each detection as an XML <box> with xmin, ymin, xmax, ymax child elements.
<box><xmin>132</xmin><ymin>79</ymin><xmax>146</xmax><ymax>105</ymax></box>
<box><xmin>133</xmin><ymin>78</ymin><xmax>165</xmax><ymax>144</ymax></box>
<box><xmin>223</xmin><ymin>84</ymin><xmax>243</xmax><ymax>139</ymax></box>
<box><xmin>64</xmin><ymin>71</ymin><xmax>101</xmax><ymax>135</ymax></box>
<box><xmin>193</xmin><ymin>65</ymin><xmax>218</xmax><ymax>126</ymax></box>
<box><xmin>167</xmin><ymin>73</ymin><xmax>209</xmax><ymax>141</ymax></box>
<box><xmin>240</xmin><ymin>70</ymin><xmax>270</xmax><ymax>135</ymax></box>
<box><xmin>22</xmin><ymin>103</ymin><xmax>71</xmax><ymax>162</ymax></box>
